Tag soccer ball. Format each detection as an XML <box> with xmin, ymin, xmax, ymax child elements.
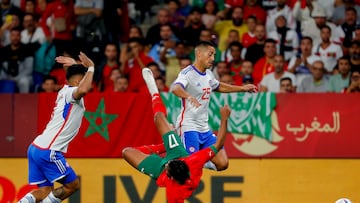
<box><xmin>335</xmin><ymin>198</ymin><xmax>352</xmax><ymax>203</ymax></box>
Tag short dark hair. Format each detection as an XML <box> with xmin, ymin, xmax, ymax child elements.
<box><xmin>301</xmin><ymin>36</ymin><xmax>313</xmax><ymax>44</ymax></box>
<box><xmin>264</xmin><ymin>38</ymin><xmax>277</xmax><ymax>45</ymax></box>
<box><xmin>66</xmin><ymin>64</ymin><xmax>87</xmax><ymax>80</ymax></box>
<box><xmin>229</xmin><ymin>41</ymin><xmax>243</xmax><ymax>50</ymax></box>
<box><xmin>43</xmin><ymin>75</ymin><xmax>58</xmax><ymax>84</ymax></box>
<box><xmin>128</xmin><ymin>37</ymin><xmax>146</xmax><ymax>46</ymax></box>
<box><xmin>167</xmin><ymin>159</ymin><xmax>190</xmax><ymax>185</ymax></box>
<box><xmin>280</xmin><ymin>77</ymin><xmax>292</xmax><ymax>84</ymax></box>
<box><xmin>195</xmin><ymin>40</ymin><xmax>215</xmax><ymax>49</ymax></box>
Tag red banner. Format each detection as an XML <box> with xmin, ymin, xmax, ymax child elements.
<box><xmin>225</xmin><ymin>93</ymin><xmax>360</xmax><ymax>158</ymax></box>
<box><xmin>37</xmin><ymin>93</ymin><xmax>360</xmax><ymax>158</ymax></box>
<box><xmin>37</xmin><ymin>92</ymin><xmax>162</xmax><ymax>157</ymax></box>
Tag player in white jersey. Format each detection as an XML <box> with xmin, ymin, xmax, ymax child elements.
<box><xmin>18</xmin><ymin>52</ymin><xmax>95</xmax><ymax>203</ymax></box>
<box><xmin>171</xmin><ymin>41</ymin><xmax>257</xmax><ymax>171</ymax></box>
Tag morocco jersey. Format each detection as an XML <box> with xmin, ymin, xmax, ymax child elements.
<box><xmin>173</xmin><ymin>65</ymin><xmax>220</xmax><ymax>134</ymax></box>
<box><xmin>156</xmin><ymin>146</ymin><xmax>218</xmax><ymax>203</ymax></box>
<box><xmin>33</xmin><ymin>85</ymin><xmax>85</xmax><ymax>152</ymax></box>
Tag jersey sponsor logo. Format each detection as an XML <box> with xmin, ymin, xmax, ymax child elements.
<box><xmin>189</xmin><ymin>146</ymin><xmax>195</xmax><ymax>153</ymax></box>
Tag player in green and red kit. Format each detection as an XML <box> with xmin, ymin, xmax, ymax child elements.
<box><xmin>122</xmin><ymin>68</ymin><xmax>231</xmax><ymax>203</ymax></box>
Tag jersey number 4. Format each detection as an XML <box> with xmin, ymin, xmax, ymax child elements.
<box><xmin>201</xmin><ymin>87</ymin><xmax>211</xmax><ymax>100</ymax></box>
<box><xmin>168</xmin><ymin>134</ymin><xmax>179</xmax><ymax>149</ymax></box>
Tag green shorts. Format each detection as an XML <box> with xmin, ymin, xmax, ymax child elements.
<box><xmin>137</xmin><ymin>131</ymin><xmax>188</xmax><ymax>179</ymax></box>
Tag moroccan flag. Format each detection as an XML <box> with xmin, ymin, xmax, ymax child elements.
<box><xmin>37</xmin><ymin>92</ymin><xmax>162</xmax><ymax>157</ymax></box>
<box><xmin>162</xmin><ymin>92</ymin><xmax>277</xmax><ymax>141</ymax></box>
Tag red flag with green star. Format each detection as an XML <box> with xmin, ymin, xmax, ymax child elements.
<box><xmin>37</xmin><ymin>92</ymin><xmax>162</xmax><ymax>157</ymax></box>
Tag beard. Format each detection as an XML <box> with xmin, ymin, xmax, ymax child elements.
<box><xmin>232</xmin><ymin>18</ymin><xmax>243</xmax><ymax>26</ymax></box>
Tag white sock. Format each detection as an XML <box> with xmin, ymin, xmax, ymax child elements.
<box><xmin>41</xmin><ymin>192</ymin><xmax>61</xmax><ymax>203</ymax></box>
<box><xmin>18</xmin><ymin>193</ymin><xmax>36</xmax><ymax>203</ymax></box>
<box><xmin>204</xmin><ymin>161</ymin><xmax>217</xmax><ymax>171</ymax></box>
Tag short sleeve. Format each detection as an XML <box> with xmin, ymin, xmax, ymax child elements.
<box><xmin>64</xmin><ymin>87</ymin><xmax>79</xmax><ymax>104</ymax></box>
<box><xmin>173</xmin><ymin>71</ymin><xmax>189</xmax><ymax>89</ymax></box>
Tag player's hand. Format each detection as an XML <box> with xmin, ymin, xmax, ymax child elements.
<box><xmin>78</xmin><ymin>52</ymin><xmax>95</xmax><ymax>68</ymax></box>
<box><xmin>242</xmin><ymin>84</ymin><xmax>258</xmax><ymax>93</ymax></box>
<box><xmin>55</xmin><ymin>56</ymin><xmax>76</xmax><ymax>67</ymax></box>
<box><xmin>220</xmin><ymin>105</ymin><xmax>231</xmax><ymax>119</ymax></box>
<box><xmin>188</xmin><ymin>96</ymin><xmax>201</xmax><ymax>108</ymax></box>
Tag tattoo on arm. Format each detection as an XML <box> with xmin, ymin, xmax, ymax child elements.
<box><xmin>53</xmin><ymin>187</ymin><xmax>66</xmax><ymax>199</ymax></box>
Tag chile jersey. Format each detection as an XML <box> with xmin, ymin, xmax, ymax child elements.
<box><xmin>33</xmin><ymin>85</ymin><xmax>85</xmax><ymax>152</ymax></box>
<box><xmin>173</xmin><ymin>65</ymin><xmax>220</xmax><ymax>134</ymax></box>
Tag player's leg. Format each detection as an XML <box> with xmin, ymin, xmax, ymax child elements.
<box><xmin>41</xmin><ymin>178</ymin><xmax>80</xmax><ymax>203</ymax></box>
<box><xmin>123</xmin><ymin>147</ymin><xmax>151</xmax><ymax>169</ymax></box>
<box><xmin>201</xmin><ymin>131</ymin><xmax>229</xmax><ymax>171</ymax></box>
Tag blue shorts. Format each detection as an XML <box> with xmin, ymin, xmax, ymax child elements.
<box><xmin>182</xmin><ymin>130</ymin><xmax>217</xmax><ymax>154</ymax></box>
<box><xmin>27</xmin><ymin>144</ymin><xmax>77</xmax><ymax>187</ymax></box>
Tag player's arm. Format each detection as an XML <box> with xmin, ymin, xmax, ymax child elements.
<box><xmin>213</xmin><ymin>105</ymin><xmax>231</xmax><ymax>151</ymax></box>
<box><xmin>216</xmin><ymin>82</ymin><xmax>258</xmax><ymax>93</ymax></box>
<box><xmin>171</xmin><ymin>83</ymin><xmax>201</xmax><ymax>107</ymax></box>
<box><xmin>55</xmin><ymin>52</ymin><xmax>95</xmax><ymax>100</ymax></box>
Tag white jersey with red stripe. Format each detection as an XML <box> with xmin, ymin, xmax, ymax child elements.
<box><xmin>33</xmin><ymin>85</ymin><xmax>85</xmax><ymax>153</ymax></box>
<box><xmin>174</xmin><ymin>65</ymin><xmax>220</xmax><ymax>134</ymax></box>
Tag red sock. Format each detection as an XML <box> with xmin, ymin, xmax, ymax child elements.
<box><xmin>152</xmin><ymin>93</ymin><xmax>167</xmax><ymax>116</ymax></box>
<box><xmin>135</xmin><ymin>143</ymin><xmax>165</xmax><ymax>155</ymax></box>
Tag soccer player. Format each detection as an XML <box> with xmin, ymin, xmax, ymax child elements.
<box><xmin>122</xmin><ymin>68</ymin><xmax>231</xmax><ymax>203</ymax></box>
<box><xmin>171</xmin><ymin>40</ymin><xmax>257</xmax><ymax>170</ymax></box>
<box><xmin>18</xmin><ymin>52</ymin><xmax>95</xmax><ymax>203</ymax></box>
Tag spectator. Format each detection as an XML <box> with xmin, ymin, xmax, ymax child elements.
<box><xmin>182</xmin><ymin>6</ymin><xmax>206</xmax><ymax>47</ymax></box>
<box><xmin>288</xmin><ymin>36</ymin><xmax>320</xmax><ymax>86</ymax></box>
<box><xmin>121</xmin><ymin>37</ymin><xmax>153</xmax><ymax>93</ymax></box>
<box><xmin>253</xmin><ymin>38</ymin><xmax>278</xmax><ymax>85</ymax></box>
<box><xmin>312</xmin><ymin>25</ymin><xmax>343</xmax><ymax>74</ymax></box>
<box><xmin>214</xmin><ymin>6</ymin><xmax>248</xmax><ymax>51</ymax></box>
<box><xmin>167</xmin><ymin>0</ymin><xmax>186</xmax><ymax>29</ymax></box>
<box><xmin>113</xmin><ymin>75</ymin><xmax>128</xmax><ymax>93</ymax></box>
<box><xmin>0</xmin><ymin>27</ymin><xmax>37</xmax><ymax>93</ymax></box>
<box><xmin>0</xmin><ymin>13</ymin><xmax>21</xmax><ymax>46</ymax></box>
<box><xmin>148</xmin><ymin>24</ymin><xmax>178</xmax><ymax>72</ymax></box>
<box><xmin>332</xmin><ymin>0</ymin><xmax>360</xmax><ymax>26</ymax></box>
<box><xmin>259</xmin><ymin>55</ymin><xmax>296</xmax><ymax>92</ymax></box>
<box><xmin>179</xmin><ymin>55</ymin><xmax>192</xmax><ymax>70</ymax></box>
<box><xmin>40</xmin><ymin>75</ymin><xmax>58</xmax><ymax>93</ymax></box>
<box><xmin>261</xmin><ymin>0</ymin><xmax>277</xmax><ymax>11</ymax></box>
<box><xmin>213</xmin><ymin>61</ymin><xmax>230</xmax><ymax>80</ymax></box>
<box><xmin>226</xmin><ymin>41</ymin><xmax>243</xmax><ymax>85</ymax></box>
<box><xmin>201</xmin><ymin>0</ymin><xmax>219</xmax><ymax>29</ymax></box>
<box><xmin>21</xmin><ymin>13</ymin><xmax>45</xmax><ymax>45</ymax></box>
<box><xmin>0</xmin><ymin>0</ymin><xmax>23</xmax><ymax>26</ymax></box>
<box><xmin>301</xmin><ymin>6</ymin><xmax>340</xmax><ymax>46</ymax></box>
<box><xmin>241</xmin><ymin>15</ymin><xmax>257</xmax><ymax>49</ymax></box>
<box><xmin>155</xmin><ymin>76</ymin><xmax>169</xmax><ymax>92</ymax></box>
<box><xmin>267</xmin><ymin>15</ymin><xmax>299</xmax><ymax>62</ymax></box>
<box><xmin>349</xmin><ymin>40</ymin><xmax>360</xmax><ymax>70</ymax></box>
<box><xmin>165</xmin><ymin>41</ymin><xmax>189</xmax><ymax>86</ymax></box>
<box><xmin>179</xmin><ymin>0</ymin><xmax>192</xmax><ymax>17</ymax></box>
<box><xmin>266</xmin><ymin>0</ymin><xmax>296</xmax><ymax>33</ymax></box>
<box><xmin>241</xmin><ymin>60</ymin><xmax>254</xmax><ymax>83</ymax></box>
<box><xmin>189</xmin><ymin>29</ymin><xmax>222</xmax><ymax>63</ymax></box>
<box><xmin>40</xmin><ymin>0</ymin><xmax>76</xmax><ymax>56</ymax></box>
<box><xmin>297</xmin><ymin>60</ymin><xmax>329</xmax><ymax>92</ymax></box>
<box><xmin>243</xmin><ymin>0</ymin><xmax>266</xmax><ymax>24</ymax></box>
<box><xmin>221</xmin><ymin>29</ymin><xmax>240</xmax><ymax>63</ymax></box>
<box><xmin>220</xmin><ymin>73</ymin><xmax>234</xmax><ymax>85</ymax></box>
<box><xmin>120</xmin><ymin>25</ymin><xmax>145</xmax><ymax>68</ymax></box>
<box><xmin>344</xmin><ymin>68</ymin><xmax>360</xmax><ymax>92</ymax></box>
<box><xmin>244</xmin><ymin>24</ymin><xmax>266</xmax><ymax>64</ymax></box>
<box><xmin>292</xmin><ymin>0</ymin><xmax>318</xmax><ymax>24</ymax></box>
<box><xmin>329</xmin><ymin>56</ymin><xmax>351</xmax><ymax>92</ymax></box>
<box><xmin>279</xmin><ymin>77</ymin><xmax>294</xmax><ymax>93</ymax></box>
<box><xmin>146</xmin><ymin>8</ymin><xmax>180</xmax><ymax>46</ymax></box>
<box><xmin>95</xmin><ymin>43</ymin><xmax>120</xmax><ymax>92</ymax></box>
<box><xmin>337</xmin><ymin>7</ymin><xmax>358</xmax><ymax>49</ymax></box>
<box><xmin>147</xmin><ymin>61</ymin><xmax>163</xmax><ymax>80</ymax></box>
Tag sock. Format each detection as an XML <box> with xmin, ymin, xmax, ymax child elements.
<box><xmin>136</xmin><ymin>143</ymin><xmax>165</xmax><ymax>155</ymax></box>
<box><xmin>204</xmin><ymin>161</ymin><xmax>217</xmax><ymax>171</ymax></box>
<box><xmin>18</xmin><ymin>193</ymin><xmax>36</xmax><ymax>203</ymax></box>
<box><xmin>151</xmin><ymin>93</ymin><xmax>167</xmax><ymax>116</ymax></box>
<box><xmin>41</xmin><ymin>192</ymin><xmax>61</xmax><ymax>203</ymax></box>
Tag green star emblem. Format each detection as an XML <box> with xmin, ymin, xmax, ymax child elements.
<box><xmin>84</xmin><ymin>98</ymin><xmax>118</xmax><ymax>141</ymax></box>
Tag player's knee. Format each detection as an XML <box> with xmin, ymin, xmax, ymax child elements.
<box><xmin>216</xmin><ymin>160</ymin><xmax>229</xmax><ymax>171</ymax></box>
<box><xmin>122</xmin><ymin>147</ymin><xmax>133</xmax><ymax>159</ymax></box>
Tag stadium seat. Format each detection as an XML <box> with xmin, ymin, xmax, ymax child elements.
<box><xmin>0</xmin><ymin>80</ymin><xmax>17</xmax><ymax>93</ymax></box>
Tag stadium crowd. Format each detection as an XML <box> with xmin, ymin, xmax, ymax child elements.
<box><xmin>0</xmin><ymin>0</ymin><xmax>360</xmax><ymax>94</ymax></box>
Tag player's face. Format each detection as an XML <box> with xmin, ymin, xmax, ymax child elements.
<box><xmin>201</xmin><ymin>46</ymin><xmax>215</xmax><ymax>69</ymax></box>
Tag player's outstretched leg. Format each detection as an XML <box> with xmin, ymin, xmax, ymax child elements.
<box><xmin>142</xmin><ymin>67</ymin><xmax>171</xmax><ymax>135</ymax></box>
